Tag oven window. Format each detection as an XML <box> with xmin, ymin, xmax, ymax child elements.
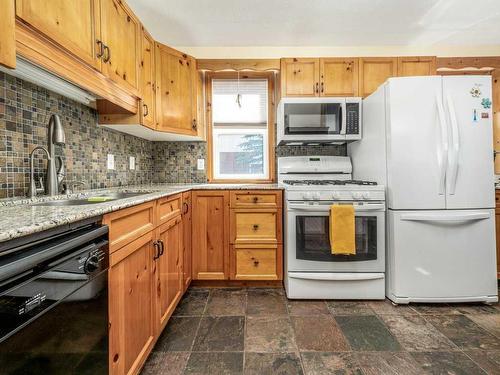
<box><xmin>296</xmin><ymin>216</ymin><xmax>377</xmax><ymax>261</ymax></box>
<box><xmin>284</xmin><ymin>103</ymin><xmax>341</xmax><ymax>135</ymax></box>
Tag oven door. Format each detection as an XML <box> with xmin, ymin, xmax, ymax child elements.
<box><xmin>286</xmin><ymin>202</ymin><xmax>385</xmax><ymax>272</ymax></box>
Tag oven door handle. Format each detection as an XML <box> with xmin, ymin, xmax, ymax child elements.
<box><xmin>288</xmin><ymin>272</ymin><xmax>384</xmax><ymax>281</ymax></box>
<box><xmin>287</xmin><ymin>204</ymin><xmax>384</xmax><ymax>212</ymax></box>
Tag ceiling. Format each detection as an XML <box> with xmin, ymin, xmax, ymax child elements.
<box><xmin>128</xmin><ymin>0</ymin><xmax>500</xmax><ymax>48</ymax></box>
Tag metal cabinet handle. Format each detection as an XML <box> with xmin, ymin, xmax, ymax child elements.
<box><xmin>159</xmin><ymin>240</ymin><xmax>165</xmax><ymax>256</ymax></box>
<box><xmin>253</xmin><ymin>224</ymin><xmax>259</xmax><ymax>231</ymax></box>
<box><xmin>192</xmin><ymin>119</ymin><xmax>197</xmax><ymax>130</ymax></box>
<box><xmin>143</xmin><ymin>104</ymin><xmax>149</xmax><ymax>117</ymax></box>
<box><xmin>315</xmin><ymin>82</ymin><xmax>319</xmax><ymax>94</ymax></box>
<box><xmin>96</xmin><ymin>40</ymin><xmax>104</xmax><ymax>59</ymax></box>
<box><xmin>321</xmin><ymin>82</ymin><xmax>324</xmax><ymax>93</ymax></box>
<box><xmin>103</xmin><ymin>44</ymin><xmax>111</xmax><ymax>63</ymax></box>
<box><xmin>253</xmin><ymin>259</ymin><xmax>259</xmax><ymax>266</ymax></box>
<box><xmin>182</xmin><ymin>202</ymin><xmax>189</xmax><ymax>214</ymax></box>
<box><xmin>253</xmin><ymin>196</ymin><xmax>259</xmax><ymax>203</ymax></box>
<box><xmin>153</xmin><ymin>240</ymin><xmax>160</xmax><ymax>260</ymax></box>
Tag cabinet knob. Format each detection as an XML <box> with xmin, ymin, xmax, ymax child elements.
<box><xmin>253</xmin><ymin>196</ymin><xmax>258</xmax><ymax>203</ymax></box>
<box><xmin>253</xmin><ymin>260</ymin><xmax>259</xmax><ymax>266</ymax></box>
<box><xmin>253</xmin><ymin>224</ymin><xmax>259</xmax><ymax>230</ymax></box>
<box><xmin>143</xmin><ymin>103</ymin><xmax>149</xmax><ymax>117</ymax></box>
<box><xmin>192</xmin><ymin>119</ymin><xmax>197</xmax><ymax>130</ymax></box>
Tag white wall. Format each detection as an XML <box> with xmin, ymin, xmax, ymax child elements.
<box><xmin>173</xmin><ymin>45</ymin><xmax>500</xmax><ymax>59</ymax></box>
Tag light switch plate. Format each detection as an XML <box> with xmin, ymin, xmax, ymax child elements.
<box><xmin>129</xmin><ymin>156</ymin><xmax>135</xmax><ymax>170</ymax></box>
<box><xmin>197</xmin><ymin>158</ymin><xmax>205</xmax><ymax>170</ymax></box>
<box><xmin>107</xmin><ymin>154</ymin><xmax>115</xmax><ymax>170</ymax></box>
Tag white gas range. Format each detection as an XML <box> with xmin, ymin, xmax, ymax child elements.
<box><xmin>278</xmin><ymin>156</ymin><xmax>386</xmax><ymax>300</ymax></box>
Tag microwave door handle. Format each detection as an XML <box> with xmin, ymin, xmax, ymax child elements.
<box><xmin>339</xmin><ymin>104</ymin><xmax>346</xmax><ymax>135</ymax></box>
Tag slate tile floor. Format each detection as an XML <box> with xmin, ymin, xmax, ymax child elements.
<box><xmin>141</xmin><ymin>287</ymin><xmax>500</xmax><ymax>375</ymax></box>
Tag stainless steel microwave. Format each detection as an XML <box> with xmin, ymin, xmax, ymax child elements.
<box><xmin>277</xmin><ymin>97</ymin><xmax>362</xmax><ymax>145</ymax></box>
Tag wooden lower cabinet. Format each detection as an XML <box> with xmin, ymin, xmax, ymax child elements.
<box><xmin>182</xmin><ymin>191</ymin><xmax>192</xmax><ymax>291</ymax></box>
<box><xmin>192</xmin><ymin>190</ymin><xmax>230</xmax><ymax>280</ymax></box>
<box><xmin>155</xmin><ymin>216</ymin><xmax>183</xmax><ymax>331</ymax></box>
<box><xmin>109</xmin><ymin>231</ymin><xmax>156</xmax><ymax>375</ymax></box>
<box><xmin>231</xmin><ymin>244</ymin><xmax>282</xmax><ymax>280</ymax></box>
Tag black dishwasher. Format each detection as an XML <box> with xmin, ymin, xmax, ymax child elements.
<box><xmin>0</xmin><ymin>219</ymin><xmax>109</xmax><ymax>375</ymax></box>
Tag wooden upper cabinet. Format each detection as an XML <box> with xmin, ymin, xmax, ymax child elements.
<box><xmin>359</xmin><ymin>57</ymin><xmax>397</xmax><ymax>97</ymax></box>
<box><xmin>191</xmin><ymin>191</ymin><xmax>230</xmax><ymax>280</ymax></box>
<box><xmin>397</xmin><ymin>56</ymin><xmax>436</xmax><ymax>77</ymax></box>
<box><xmin>320</xmin><ymin>58</ymin><xmax>359</xmax><ymax>97</ymax></box>
<box><xmin>1</xmin><ymin>0</ymin><xmax>16</xmax><ymax>69</ymax></box>
<box><xmin>140</xmin><ymin>27</ymin><xmax>155</xmax><ymax>128</ymax></box>
<box><xmin>155</xmin><ymin>44</ymin><xmax>197</xmax><ymax>135</ymax></box>
<box><xmin>281</xmin><ymin>58</ymin><xmax>320</xmax><ymax>97</ymax></box>
<box><xmin>15</xmin><ymin>0</ymin><xmax>101</xmax><ymax>70</ymax></box>
<box><xmin>99</xmin><ymin>0</ymin><xmax>140</xmax><ymax>93</ymax></box>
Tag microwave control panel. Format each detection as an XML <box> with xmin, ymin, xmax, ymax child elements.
<box><xmin>346</xmin><ymin>103</ymin><xmax>360</xmax><ymax>135</ymax></box>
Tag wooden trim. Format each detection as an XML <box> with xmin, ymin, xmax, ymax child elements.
<box><xmin>197</xmin><ymin>59</ymin><xmax>280</xmax><ymax>72</ymax></box>
<box><xmin>15</xmin><ymin>20</ymin><xmax>138</xmax><ymax>113</ymax></box>
<box><xmin>191</xmin><ymin>280</ymin><xmax>283</xmax><ymax>288</ymax></box>
<box><xmin>205</xmin><ymin>71</ymin><xmax>276</xmax><ymax>183</ymax></box>
<box><xmin>436</xmin><ymin>56</ymin><xmax>500</xmax><ymax>70</ymax></box>
<box><xmin>0</xmin><ymin>0</ymin><xmax>16</xmax><ymax>69</ymax></box>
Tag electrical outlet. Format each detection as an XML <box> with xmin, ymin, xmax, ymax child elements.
<box><xmin>197</xmin><ymin>159</ymin><xmax>205</xmax><ymax>170</ymax></box>
<box><xmin>129</xmin><ymin>156</ymin><xmax>135</xmax><ymax>170</ymax></box>
<box><xmin>107</xmin><ymin>154</ymin><xmax>115</xmax><ymax>170</ymax></box>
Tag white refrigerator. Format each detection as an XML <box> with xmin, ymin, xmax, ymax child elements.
<box><xmin>349</xmin><ymin>75</ymin><xmax>498</xmax><ymax>304</ymax></box>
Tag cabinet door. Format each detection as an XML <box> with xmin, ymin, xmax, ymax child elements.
<box><xmin>182</xmin><ymin>191</ymin><xmax>192</xmax><ymax>291</ymax></box>
<box><xmin>397</xmin><ymin>56</ymin><xmax>436</xmax><ymax>77</ymax></box>
<box><xmin>100</xmin><ymin>0</ymin><xmax>140</xmax><ymax>93</ymax></box>
<box><xmin>156</xmin><ymin>217</ymin><xmax>183</xmax><ymax>330</ymax></box>
<box><xmin>155</xmin><ymin>44</ymin><xmax>196</xmax><ymax>135</ymax></box>
<box><xmin>15</xmin><ymin>0</ymin><xmax>101</xmax><ymax>70</ymax></box>
<box><xmin>320</xmin><ymin>58</ymin><xmax>359</xmax><ymax>96</ymax></box>
<box><xmin>281</xmin><ymin>58</ymin><xmax>320</xmax><ymax>97</ymax></box>
<box><xmin>192</xmin><ymin>191</ymin><xmax>230</xmax><ymax>280</ymax></box>
<box><xmin>109</xmin><ymin>232</ymin><xmax>155</xmax><ymax>375</ymax></box>
<box><xmin>359</xmin><ymin>57</ymin><xmax>397</xmax><ymax>97</ymax></box>
<box><xmin>140</xmin><ymin>28</ymin><xmax>155</xmax><ymax>128</ymax></box>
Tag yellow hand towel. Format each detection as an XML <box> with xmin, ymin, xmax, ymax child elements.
<box><xmin>329</xmin><ymin>204</ymin><xmax>356</xmax><ymax>255</ymax></box>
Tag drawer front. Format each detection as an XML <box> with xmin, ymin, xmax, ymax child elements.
<box><xmin>157</xmin><ymin>194</ymin><xmax>182</xmax><ymax>224</ymax></box>
<box><xmin>103</xmin><ymin>201</ymin><xmax>156</xmax><ymax>253</ymax></box>
<box><xmin>230</xmin><ymin>190</ymin><xmax>281</xmax><ymax>208</ymax></box>
<box><xmin>231</xmin><ymin>210</ymin><xmax>278</xmax><ymax>243</ymax></box>
<box><xmin>233</xmin><ymin>246</ymin><xmax>278</xmax><ymax>280</ymax></box>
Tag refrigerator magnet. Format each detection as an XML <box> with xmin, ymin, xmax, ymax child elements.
<box><xmin>473</xmin><ymin>109</ymin><xmax>478</xmax><ymax>122</ymax></box>
<box><xmin>470</xmin><ymin>86</ymin><xmax>482</xmax><ymax>97</ymax></box>
<box><xmin>481</xmin><ymin>112</ymin><xmax>489</xmax><ymax>119</ymax></box>
<box><xmin>481</xmin><ymin>98</ymin><xmax>492</xmax><ymax>109</ymax></box>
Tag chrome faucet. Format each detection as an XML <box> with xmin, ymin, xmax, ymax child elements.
<box><xmin>45</xmin><ymin>114</ymin><xmax>66</xmax><ymax>195</ymax></box>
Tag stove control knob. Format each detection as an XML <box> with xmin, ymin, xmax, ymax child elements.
<box><xmin>312</xmin><ymin>192</ymin><xmax>321</xmax><ymax>200</ymax></box>
<box><xmin>332</xmin><ymin>191</ymin><xmax>341</xmax><ymax>199</ymax></box>
<box><xmin>362</xmin><ymin>192</ymin><xmax>370</xmax><ymax>199</ymax></box>
<box><xmin>303</xmin><ymin>192</ymin><xmax>312</xmax><ymax>200</ymax></box>
<box><xmin>352</xmin><ymin>192</ymin><xmax>362</xmax><ymax>200</ymax></box>
<box><xmin>84</xmin><ymin>255</ymin><xmax>100</xmax><ymax>274</ymax></box>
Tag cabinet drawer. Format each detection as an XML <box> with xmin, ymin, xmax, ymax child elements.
<box><xmin>103</xmin><ymin>201</ymin><xmax>156</xmax><ymax>253</ymax></box>
<box><xmin>233</xmin><ymin>245</ymin><xmax>279</xmax><ymax>280</ymax></box>
<box><xmin>230</xmin><ymin>190</ymin><xmax>281</xmax><ymax>208</ymax></box>
<box><xmin>157</xmin><ymin>194</ymin><xmax>182</xmax><ymax>224</ymax></box>
<box><xmin>231</xmin><ymin>210</ymin><xmax>278</xmax><ymax>244</ymax></box>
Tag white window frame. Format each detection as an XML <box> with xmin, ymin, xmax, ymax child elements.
<box><xmin>212</xmin><ymin>127</ymin><xmax>269</xmax><ymax>180</ymax></box>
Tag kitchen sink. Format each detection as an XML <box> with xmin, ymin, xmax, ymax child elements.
<box><xmin>31</xmin><ymin>191</ymin><xmax>154</xmax><ymax>206</ymax></box>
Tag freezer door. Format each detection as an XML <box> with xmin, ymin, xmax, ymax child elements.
<box><xmin>387</xmin><ymin>209</ymin><xmax>497</xmax><ymax>301</ymax></box>
<box><xmin>443</xmin><ymin>76</ymin><xmax>495</xmax><ymax>209</ymax></box>
<box><xmin>385</xmin><ymin>77</ymin><xmax>447</xmax><ymax>210</ymax></box>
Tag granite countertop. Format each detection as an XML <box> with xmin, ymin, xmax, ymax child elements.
<box><xmin>0</xmin><ymin>183</ymin><xmax>283</xmax><ymax>243</ymax></box>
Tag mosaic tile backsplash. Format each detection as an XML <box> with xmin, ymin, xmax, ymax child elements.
<box><xmin>0</xmin><ymin>72</ymin><xmax>345</xmax><ymax>198</ymax></box>
<box><xmin>0</xmin><ymin>72</ymin><xmax>154</xmax><ymax>198</ymax></box>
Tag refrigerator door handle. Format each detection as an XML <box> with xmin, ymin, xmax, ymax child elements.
<box><xmin>401</xmin><ymin>212</ymin><xmax>490</xmax><ymax>222</ymax></box>
<box><xmin>446</xmin><ymin>92</ymin><xmax>460</xmax><ymax>195</ymax></box>
<box><xmin>436</xmin><ymin>93</ymin><xmax>449</xmax><ymax>195</ymax></box>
